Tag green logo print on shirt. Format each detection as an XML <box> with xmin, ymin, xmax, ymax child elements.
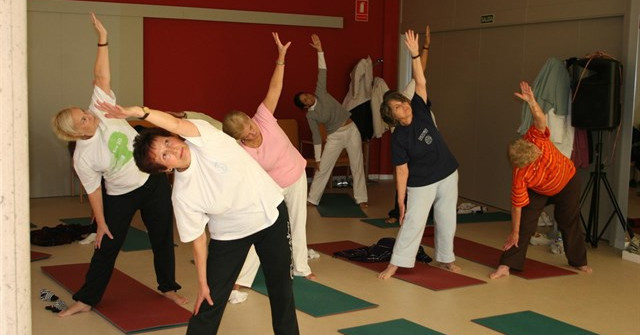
<box><xmin>108</xmin><ymin>131</ymin><xmax>133</xmax><ymax>170</ymax></box>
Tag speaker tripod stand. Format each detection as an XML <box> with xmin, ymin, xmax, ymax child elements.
<box><xmin>578</xmin><ymin>130</ymin><xmax>631</xmax><ymax>248</ymax></box>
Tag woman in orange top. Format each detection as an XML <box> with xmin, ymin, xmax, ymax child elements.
<box><xmin>490</xmin><ymin>81</ymin><xmax>592</xmax><ymax>279</ymax></box>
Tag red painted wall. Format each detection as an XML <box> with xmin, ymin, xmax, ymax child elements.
<box><xmin>75</xmin><ymin>0</ymin><xmax>399</xmax><ymax>174</ymax></box>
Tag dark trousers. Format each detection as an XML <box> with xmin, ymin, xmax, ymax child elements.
<box><xmin>73</xmin><ymin>174</ymin><xmax>181</xmax><ymax>306</ymax></box>
<box><xmin>500</xmin><ymin>174</ymin><xmax>588</xmax><ymax>271</ymax></box>
<box><xmin>187</xmin><ymin>202</ymin><xmax>299</xmax><ymax>335</ymax></box>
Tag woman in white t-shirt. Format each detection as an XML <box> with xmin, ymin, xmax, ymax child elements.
<box><xmin>95</xmin><ymin>74</ymin><xmax>300</xmax><ymax>334</ymax></box>
<box><xmin>222</xmin><ymin>33</ymin><xmax>314</xmax><ymax>300</ymax></box>
<box><xmin>51</xmin><ymin>13</ymin><xmax>186</xmax><ymax>317</ymax></box>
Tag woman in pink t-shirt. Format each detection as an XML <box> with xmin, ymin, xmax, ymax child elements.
<box><xmin>223</xmin><ymin>33</ymin><xmax>315</xmax><ymax>297</ymax></box>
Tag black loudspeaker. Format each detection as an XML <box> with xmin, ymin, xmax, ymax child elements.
<box><xmin>571</xmin><ymin>58</ymin><xmax>622</xmax><ymax>130</ymax></box>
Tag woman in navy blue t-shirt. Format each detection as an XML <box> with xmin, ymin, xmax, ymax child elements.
<box><xmin>378</xmin><ymin>29</ymin><xmax>460</xmax><ymax>279</ymax></box>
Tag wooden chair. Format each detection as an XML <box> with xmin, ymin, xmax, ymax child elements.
<box><xmin>278</xmin><ymin>119</ymin><xmax>350</xmax><ymax>188</ymax></box>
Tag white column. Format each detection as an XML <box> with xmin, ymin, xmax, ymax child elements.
<box><xmin>0</xmin><ymin>0</ymin><xmax>31</xmax><ymax>334</ymax></box>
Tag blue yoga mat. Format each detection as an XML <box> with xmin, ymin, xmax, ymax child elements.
<box><xmin>251</xmin><ymin>268</ymin><xmax>376</xmax><ymax>317</ymax></box>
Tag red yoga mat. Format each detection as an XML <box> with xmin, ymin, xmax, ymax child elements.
<box><xmin>31</xmin><ymin>251</ymin><xmax>51</xmax><ymax>262</ymax></box>
<box><xmin>308</xmin><ymin>240</ymin><xmax>485</xmax><ymax>291</ymax></box>
<box><xmin>421</xmin><ymin>232</ymin><xmax>576</xmax><ymax>279</ymax></box>
<box><xmin>42</xmin><ymin>263</ymin><xmax>191</xmax><ymax>333</ymax></box>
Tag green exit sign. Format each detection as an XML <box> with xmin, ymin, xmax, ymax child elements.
<box><xmin>481</xmin><ymin>14</ymin><xmax>494</xmax><ymax>24</ymax></box>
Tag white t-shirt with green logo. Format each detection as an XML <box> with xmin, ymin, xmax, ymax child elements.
<box><xmin>74</xmin><ymin>86</ymin><xmax>148</xmax><ymax>195</ymax></box>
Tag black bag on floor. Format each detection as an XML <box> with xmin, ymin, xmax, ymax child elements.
<box><xmin>334</xmin><ymin>237</ymin><xmax>432</xmax><ymax>263</ymax></box>
<box><xmin>30</xmin><ymin>223</ymin><xmax>96</xmax><ymax>246</ymax></box>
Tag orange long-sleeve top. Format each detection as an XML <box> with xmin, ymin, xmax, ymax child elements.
<box><xmin>511</xmin><ymin>126</ymin><xmax>576</xmax><ymax>208</ymax></box>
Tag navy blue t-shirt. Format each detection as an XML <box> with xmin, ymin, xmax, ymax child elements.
<box><xmin>391</xmin><ymin>94</ymin><xmax>458</xmax><ymax>187</ymax></box>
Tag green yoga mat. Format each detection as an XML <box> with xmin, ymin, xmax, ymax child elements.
<box><xmin>472</xmin><ymin>311</ymin><xmax>598</xmax><ymax>335</ymax></box>
<box><xmin>456</xmin><ymin>211</ymin><xmax>511</xmax><ymax>223</ymax></box>
<box><xmin>60</xmin><ymin>216</ymin><xmax>94</xmax><ymax>225</ymax></box>
<box><xmin>339</xmin><ymin>319</ymin><xmax>445</xmax><ymax>335</ymax></box>
<box><xmin>361</xmin><ymin>211</ymin><xmax>511</xmax><ymax>229</ymax></box>
<box><xmin>360</xmin><ymin>218</ymin><xmax>400</xmax><ymax>228</ymax></box>
<box><xmin>251</xmin><ymin>268</ymin><xmax>376</xmax><ymax>317</ymax></box>
<box><xmin>60</xmin><ymin>217</ymin><xmax>152</xmax><ymax>252</ymax></box>
<box><xmin>122</xmin><ymin>227</ymin><xmax>152</xmax><ymax>252</ymax></box>
<box><xmin>316</xmin><ymin>193</ymin><xmax>367</xmax><ymax>218</ymax></box>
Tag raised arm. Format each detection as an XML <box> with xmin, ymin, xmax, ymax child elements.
<box><xmin>514</xmin><ymin>81</ymin><xmax>546</xmax><ymax>130</ymax></box>
<box><xmin>310</xmin><ymin>33</ymin><xmax>323</xmax><ymax>54</ymax></box>
<box><xmin>405</xmin><ymin>30</ymin><xmax>426</xmax><ymax>102</ymax></box>
<box><xmin>91</xmin><ymin>13</ymin><xmax>111</xmax><ymax>94</ymax></box>
<box><xmin>310</xmin><ymin>34</ymin><xmax>328</xmax><ymax>94</ymax></box>
<box><xmin>419</xmin><ymin>25</ymin><xmax>431</xmax><ymax>75</ymax></box>
<box><xmin>262</xmin><ymin>33</ymin><xmax>291</xmax><ymax>113</ymax></box>
<box><xmin>96</xmin><ymin>102</ymin><xmax>200</xmax><ymax>138</ymax></box>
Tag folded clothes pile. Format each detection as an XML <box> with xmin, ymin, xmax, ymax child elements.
<box><xmin>456</xmin><ymin>202</ymin><xmax>488</xmax><ymax>214</ymax></box>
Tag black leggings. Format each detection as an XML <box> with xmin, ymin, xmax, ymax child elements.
<box><xmin>186</xmin><ymin>202</ymin><xmax>299</xmax><ymax>335</ymax></box>
<box><xmin>73</xmin><ymin>174</ymin><xmax>181</xmax><ymax>306</ymax></box>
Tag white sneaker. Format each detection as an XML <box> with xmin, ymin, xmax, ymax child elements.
<box><xmin>550</xmin><ymin>239</ymin><xmax>565</xmax><ymax>255</ymax></box>
<box><xmin>307</xmin><ymin>248</ymin><xmax>320</xmax><ymax>260</ymax></box>
<box><xmin>228</xmin><ymin>290</ymin><xmax>248</xmax><ymax>304</ymax></box>
<box><xmin>530</xmin><ymin>232</ymin><xmax>552</xmax><ymax>246</ymax></box>
<box><xmin>538</xmin><ymin>212</ymin><xmax>553</xmax><ymax>226</ymax></box>
<box><xmin>78</xmin><ymin>233</ymin><xmax>96</xmax><ymax>244</ymax></box>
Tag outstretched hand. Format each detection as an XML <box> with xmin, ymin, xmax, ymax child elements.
<box><xmin>95</xmin><ymin>223</ymin><xmax>113</xmax><ymax>249</ymax></box>
<box><xmin>96</xmin><ymin>100</ymin><xmax>140</xmax><ymax>119</ymax></box>
<box><xmin>90</xmin><ymin>12</ymin><xmax>107</xmax><ymax>41</ymax></box>
<box><xmin>273</xmin><ymin>32</ymin><xmax>291</xmax><ymax>56</ymax></box>
<box><xmin>404</xmin><ymin>29</ymin><xmax>420</xmax><ymax>57</ymax></box>
<box><xmin>502</xmin><ymin>231</ymin><xmax>520</xmax><ymax>251</ymax></box>
<box><xmin>309</xmin><ymin>34</ymin><xmax>322</xmax><ymax>52</ymax></box>
<box><xmin>514</xmin><ymin>81</ymin><xmax>535</xmax><ymax>104</ymax></box>
<box><xmin>193</xmin><ymin>284</ymin><xmax>214</xmax><ymax>316</ymax></box>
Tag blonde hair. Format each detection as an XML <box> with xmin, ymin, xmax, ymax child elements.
<box><xmin>51</xmin><ymin>107</ymin><xmax>82</xmax><ymax>141</ymax></box>
<box><xmin>508</xmin><ymin>138</ymin><xmax>541</xmax><ymax>168</ymax></box>
<box><xmin>222</xmin><ymin>111</ymin><xmax>251</xmax><ymax>139</ymax></box>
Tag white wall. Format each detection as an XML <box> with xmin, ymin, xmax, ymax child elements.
<box><xmin>27</xmin><ymin>8</ymin><xmax>143</xmax><ymax>198</ymax></box>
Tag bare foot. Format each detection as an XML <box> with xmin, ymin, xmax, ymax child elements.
<box><xmin>58</xmin><ymin>301</ymin><xmax>91</xmax><ymax>317</ymax></box>
<box><xmin>163</xmin><ymin>291</ymin><xmax>188</xmax><ymax>305</ymax></box>
<box><xmin>305</xmin><ymin>273</ymin><xmax>317</xmax><ymax>280</ymax></box>
<box><xmin>438</xmin><ymin>262</ymin><xmax>461</xmax><ymax>273</ymax></box>
<box><xmin>359</xmin><ymin>202</ymin><xmax>369</xmax><ymax>209</ymax></box>
<box><xmin>307</xmin><ymin>201</ymin><xmax>317</xmax><ymax>207</ymax></box>
<box><xmin>576</xmin><ymin>265</ymin><xmax>593</xmax><ymax>274</ymax></box>
<box><xmin>384</xmin><ymin>217</ymin><xmax>398</xmax><ymax>224</ymax></box>
<box><xmin>378</xmin><ymin>264</ymin><xmax>398</xmax><ymax>279</ymax></box>
<box><xmin>489</xmin><ymin>265</ymin><xmax>510</xmax><ymax>279</ymax></box>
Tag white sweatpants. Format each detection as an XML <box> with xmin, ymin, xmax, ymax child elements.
<box><xmin>308</xmin><ymin>122</ymin><xmax>368</xmax><ymax>204</ymax></box>
<box><xmin>235</xmin><ymin>173</ymin><xmax>312</xmax><ymax>287</ymax></box>
<box><xmin>390</xmin><ymin>170</ymin><xmax>458</xmax><ymax>268</ymax></box>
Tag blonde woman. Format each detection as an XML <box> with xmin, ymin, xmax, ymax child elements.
<box><xmin>51</xmin><ymin>13</ymin><xmax>185</xmax><ymax>317</ymax></box>
<box><xmin>490</xmin><ymin>81</ymin><xmax>592</xmax><ymax>279</ymax></box>
<box><xmin>222</xmin><ymin>34</ymin><xmax>314</xmax><ymax>298</ymax></box>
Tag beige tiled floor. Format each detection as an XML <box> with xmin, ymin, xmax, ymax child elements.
<box><xmin>30</xmin><ymin>180</ymin><xmax>640</xmax><ymax>335</ymax></box>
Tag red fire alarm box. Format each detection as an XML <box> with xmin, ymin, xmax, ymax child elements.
<box><xmin>355</xmin><ymin>0</ymin><xmax>369</xmax><ymax>22</ymax></box>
